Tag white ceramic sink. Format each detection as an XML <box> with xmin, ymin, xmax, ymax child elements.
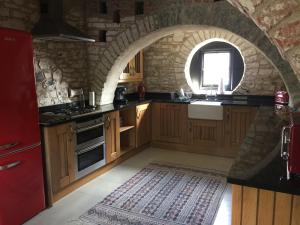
<box><xmin>188</xmin><ymin>101</ymin><xmax>223</xmax><ymax>120</ymax></box>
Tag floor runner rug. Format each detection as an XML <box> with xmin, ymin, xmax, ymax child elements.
<box><xmin>73</xmin><ymin>163</ymin><xmax>227</xmax><ymax>225</ymax></box>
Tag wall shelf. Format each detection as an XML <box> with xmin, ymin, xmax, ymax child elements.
<box><xmin>119</xmin><ymin>107</ymin><xmax>136</xmax><ymax>154</ymax></box>
<box><xmin>120</xmin><ymin>125</ymin><xmax>135</xmax><ymax>133</ymax></box>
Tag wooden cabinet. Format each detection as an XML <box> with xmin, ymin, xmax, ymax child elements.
<box><xmin>224</xmin><ymin>106</ymin><xmax>257</xmax><ymax>150</ymax></box>
<box><xmin>151</xmin><ymin>103</ymin><xmax>257</xmax><ymax>157</ymax></box>
<box><xmin>232</xmin><ymin>184</ymin><xmax>300</xmax><ymax>225</ymax></box>
<box><xmin>119</xmin><ymin>50</ymin><xmax>143</xmax><ymax>83</ymax></box>
<box><xmin>119</xmin><ymin>107</ymin><xmax>136</xmax><ymax>154</ymax></box>
<box><xmin>136</xmin><ymin>103</ymin><xmax>151</xmax><ymax>147</ymax></box>
<box><xmin>104</xmin><ymin>111</ymin><xmax>120</xmax><ymax>163</ymax></box>
<box><xmin>43</xmin><ymin>122</ymin><xmax>76</xmax><ymax>201</ymax></box>
<box><xmin>152</xmin><ymin>103</ymin><xmax>187</xmax><ymax>144</ymax></box>
<box><xmin>188</xmin><ymin>119</ymin><xmax>223</xmax><ymax>149</ymax></box>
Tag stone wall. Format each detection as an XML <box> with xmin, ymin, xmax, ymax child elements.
<box><xmin>92</xmin><ymin>1</ymin><xmax>300</xmax><ymax>105</ymax></box>
<box><xmin>229</xmin><ymin>106</ymin><xmax>286</xmax><ymax>179</ymax></box>
<box><xmin>1</xmin><ymin>0</ymin><xmax>300</xmax><ymax>107</ymax></box>
<box><xmin>0</xmin><ymin>0</ymin><xmax>89</xmax><ymax>107</ymax></box>
<box><xmin>34</xmin><ymin>42</ymin><xmax>89</xmax><ymax>106</ymax></box>
<box><xmin>0</xmin><ymin>0</ymin><xmax>39</xmax><ymax>31</ymax></box>
<box><xmin>141</xmin><ymin>30</ymin><xmax>284</xmax><ymax>95</ymax></box>
<box><xmin>229</xmin><ymin>0</ymin><xmax>300</xmax><ymax>97</ymax></box>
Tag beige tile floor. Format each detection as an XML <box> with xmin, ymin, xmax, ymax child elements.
<box><xmin>25</xmin><ymin>147</ymin><xmax>234</xmax><ymax>225</ymax></box>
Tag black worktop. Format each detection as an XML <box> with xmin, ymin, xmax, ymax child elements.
<box><xmin>228</xmin><ymin>152</ymin><xmax>300</xmax><ymax>195</ymax></box>
<box><xmin>127</xmin><ymin>92</ymin><xmax>275</xmax><ymax>106</ymax></box>
<box><xmin>39</xmin><ymin>93</ymin><xmax>300</xmax><ymax>195</ymax></box>
<box><xmin>227</xmin><ymin>107</ymin><xmax>300</xmax><ymax>196</ymax></box>
<box><xmin>39</xmin><ymin>92</ymin><xmax>274</xmax><ymax>126</ymax></box>
<box><xmin>39</xmin><ymin>99</ymin><xmax>152</xmax><ymax>126</ymax></box>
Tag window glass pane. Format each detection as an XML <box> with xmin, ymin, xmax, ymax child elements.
<box><xmin>202</xmin><ymin>52</ymin><xmax>230</xmax><ymax>86</ymax></box>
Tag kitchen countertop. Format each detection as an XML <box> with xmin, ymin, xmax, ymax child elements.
<box><xmin>227</xmin><ymin>106</ymin><xmax>300</xmax><ymax>196</ymax></box>
<box><xmin>39</xmin><ymin>93</ymin><xmax>274</xmax><ymax>126</ymax></box>
<box><xmin>39</xmin><ymin>93</ymin><xmax>300</xmax><ymax>195</ymax></box>
<box><xmin>39</xmin><ymin>99</ymin><xmax>152</xmax><ymax>126</ymax></box>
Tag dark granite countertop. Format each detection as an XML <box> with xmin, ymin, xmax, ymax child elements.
<box><xmin>227</xmin><ymin>107</ymin><xmax>300</xmax><ymax>196</ymax></box>
<box><xmin>39</xmin><ymin>93</ymin><xmax>300</xmax><ymax>195</ymax></box>
<box><xmin>39</xmin><ymin>100</ymin><xmax>152</xmax><ymax>126</ymax></box>
<box><xmin>39</xmin><ymin>92</ymin><xmax>274</xmax><ymax>126</ymax></box>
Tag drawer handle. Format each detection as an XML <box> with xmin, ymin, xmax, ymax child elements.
<box><xmin>0</xmin><ymin>161</ymin><xmax>21</xmax><ymax>171</ymax></box>
<box><xmin>0</xmin><ymin>142</ymin><xmax>18</xmax><ymax>151</ymax></box>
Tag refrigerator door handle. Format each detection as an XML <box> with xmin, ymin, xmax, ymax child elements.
<box><xmin>0</xmin><ymin>161</ymin><xmax>21</xmax><ymax>171</ymax></box>
<box><xmin>0</xmin><ymin>142</ymin><xmax>18</xmax><ymax>151</ymax></box>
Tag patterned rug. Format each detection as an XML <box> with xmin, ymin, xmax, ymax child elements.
<box><xmin>73</xmin><ymin>163</ymin><xmax>227</xmax><ymax>225</ymax></box>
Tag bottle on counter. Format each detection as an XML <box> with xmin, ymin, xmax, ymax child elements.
<box><xmin>137</xmin><ymin>82</ymin><xmax>146</xmax><ymax>100</ymax></box>
<box><xmin>217</xmin><ymin>77</ymin><xmax>224</xmax><ymax>94</ymax></box>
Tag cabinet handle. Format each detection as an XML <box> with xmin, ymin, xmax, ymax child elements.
<box><xmin>69</xmin><ymin>125</ymin><xmax>75</xmax><ymax>142</ymax></box>
<box><xmin>226</xmin><ymin>112</ymin><xmax>230</xmax><ymax>121</ymax></box>
<box><xmin>105</xmin><ymin>116</ymin><xmax>111</xmax><ymax>129</ymax></box>
<box><xmin>0</xmin><ymin>161</ymin><xmax>21</xmax><ymax>171</ymax></box>
<box><xmin>0</xmin><ymin>142</ymin><xmax>18</xmax><ymax>151</ymax></box>
<box><xmin>70</xmin><ymin>125</ymin><xmax>75</xmax><ymax>134</ymax></box>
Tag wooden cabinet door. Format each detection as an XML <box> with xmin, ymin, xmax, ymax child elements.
<box><xmin>136</xmin><ymin>103</ymin><xmax>151</xmax><ymax>147</ymax></box>
<box><xmin>119</xmin><ymin>50</ymin><xmax>143</xmax><ymax>83</ymax></box>
<box><xmin>188</xmin><ymin>119</ymin><xmax>223</xmax><ymax>148</ymax></box>
<box><xmin>104</xmin><ymin>111</ymin><xmax>120</xmax><ymax>163</ymax></box>
<box><xmin>153</xmin><ymin>103</ymin><xmax>187</xmax><ymax>144</ymax></box>
<box><xmin>43</xmin><ymin>122</ymin><xmax>76</xmax><ymax>194</ymax></box>
<box><xmin>133</xmin><ymin>50</ymin><xmax>143</xmax><ymax>80</ymax></box>
<box><xmin>224</xmin><ymin>106</ymin><xmax>257</xmax><ymax>149</ymax></box>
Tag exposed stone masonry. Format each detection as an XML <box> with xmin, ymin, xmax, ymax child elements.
<box><xmin>140</xmin><ymin>30</ymin><xmax>284</xmax><ymax>95</ymax></box>
<box><xmin>229</xmin><ymin>0</ymin><xmax>300</xmax><ymax>104</ymax></box>
<box><xmin>0</xmin><ymin>0</ymin><xmax>88</xmax><ymax>107</ymax></box>
<box><xmin>0</xmin><ymin>0</ymin><xmax>39</xmax><ymax>31</ymax></box>
<box><xmin>34</xmin><ymin>42</ymin><xmax>89</xmax><ymax>106</ymax></box>
<box><xmin>0</xmin><ymin>0</ymin><xmax>299</xmax><ymax>106</ymax></box>
<box><xmin>229</xmin><ymin>107</ymin><xmax>286</xmax><ymax>179</ymax></box>
<box><xmin>90</xmin><ymin>1</ymin><xmax>300</xmax><ymax>105</ymax></box>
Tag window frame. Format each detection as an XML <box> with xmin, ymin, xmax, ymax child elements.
<box><xmin>199</xmin><ymin>48</ymin><xmax>234</xmax><ymax>91</ymax></box>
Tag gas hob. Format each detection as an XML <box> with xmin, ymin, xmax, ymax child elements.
<box><xmin>40</xmin><ymin>106</ymin><xmax>98</xmax><ymax>124</ymax></box>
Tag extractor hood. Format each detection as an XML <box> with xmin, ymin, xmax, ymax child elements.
<box><xmin>32</xmin><ymin>0</ymin><xmax>95</xmax><ymax>42</ymax></box>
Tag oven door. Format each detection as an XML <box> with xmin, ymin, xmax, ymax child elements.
<box><xmin>75</xmin><ymin>139</ymin><xmax>106</xmax><ymax>179</ymax></box>
<box><xmin>76</xmin><ymin>122</ymin><xmax>104</xmax><ymax>146</ymax></box>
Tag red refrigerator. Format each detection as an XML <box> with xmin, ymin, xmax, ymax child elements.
<box><xmin>0</xmin><ymin>28</ymin><xmax>45</xmax><ymax>225</ymax></box>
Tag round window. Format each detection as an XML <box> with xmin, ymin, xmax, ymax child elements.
<box><xmin>188</xmin><ymin>41</ymin><xmax>244</xmax><ymax>93</ymax></box>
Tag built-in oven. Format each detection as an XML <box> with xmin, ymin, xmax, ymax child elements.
<box><xmin>74</xmin><ymin>115</ymin><xmax>106</xmax><ymax>179</ymax></box>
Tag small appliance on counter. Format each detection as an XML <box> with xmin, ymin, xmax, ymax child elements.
<box><xmin>281</xmin><ymin>112</ymin><xmax>300</xmax><ymax>180</ymax></box>
<box><xmin>275</xmin><ymin>90</ymin><xmax>289</xmax><ymax>104</ymax></box>
<box><xmin>275</xmin><ymin>90</ymin><xmax>289</xmax><ymax>114</ymax></box>
<box><xmin>69</xmin><ymin>88</ymin><xmax>86</xmax><ymax>109</ymax></box>
<box><xmin>89</xmin><ymin>91</ymin><xmax>96</xmax><ymax>107</ymax></box>
<box><xmin>114</xmin><ymin>86</ymin><xmax>128</xmax><ymax>105</ymax></box>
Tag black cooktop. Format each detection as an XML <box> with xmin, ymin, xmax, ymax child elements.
<box><xmin>39</xmin><ymin>106</ymin><xmax>98</xmax><ymax>124</ymax></box>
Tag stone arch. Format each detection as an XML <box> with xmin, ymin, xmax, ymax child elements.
<box><xmin>166</xmin><ymin>29</ymin><xmax>284</xmax><ymax>96</ymax></box>
<box><xmin>92</xmin><ymin>1</ymin><xmax>300</xmax><ymax>106</ymax></box>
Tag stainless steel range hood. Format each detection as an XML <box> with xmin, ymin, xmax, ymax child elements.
<box><xmin>32</xmin><ymin>0</ymin><xmax>95</xmax><ymax>42</ymax></box>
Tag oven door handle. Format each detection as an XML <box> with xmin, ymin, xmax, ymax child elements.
<box><xmin>76</xmin><ymin>123</ymin><xmax>104</xmax><ymax>133</ymax></box>
<box><xmin>77</xmin><ymin>141</ymin><xmax>105</xmax><ymax>155</ymax></box>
